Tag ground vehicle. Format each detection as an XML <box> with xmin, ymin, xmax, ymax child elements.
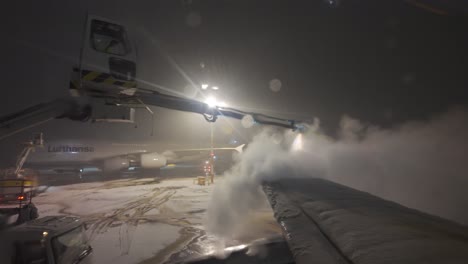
<box><xmin>0</xmin><ymin>216</ymin><xmax>92</xmax><ymax>264</ymax></box>
<box><xmin>0</xmin><ymin>134</ymin><xmax>43</xmax><ymax>224</ymax></box>
<box><xmin>0</xmin><ymin>179</ymin><xmax>39</xmax><ymax>225</ymax></box>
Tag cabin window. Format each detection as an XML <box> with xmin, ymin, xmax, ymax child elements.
<box><xmin>91</xmin><ymin>19</ymin><xmax>130</xmax><ymax>56</ymax></box>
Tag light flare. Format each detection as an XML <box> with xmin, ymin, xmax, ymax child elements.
<box><xmin>291</xmin><ymin>133</ymin><xmax>303</xmax><ymax>152</ymax></box>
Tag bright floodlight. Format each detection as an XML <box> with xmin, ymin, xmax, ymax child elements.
<box><xmin>205</xmin><ymin>96</ymin><xmax>217</xmax><ymax>108</ymax></box>
<box><xmin>205</xmin><ymin>96</ymin><xmax>227</xmax><ymax>108</ymax></box>
<box><xmin>212</xmin><ymin>86</ymin><xmax>219</xmax><ymax>90</ymax></box>
<box><xmin>201</xmin><ymin>84</ymin><xmax>209</xmax><ymax>90</ymax></box>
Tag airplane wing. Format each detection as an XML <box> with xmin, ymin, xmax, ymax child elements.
<box><xmin>84</xmin><ymin>145</ymin><xmax>245</xmax><ymax>165</ymax></box>
<box><xmin>169</xmin><ymin>144</ymin><xmax>245</xmax><ymax>154</ymax></box>
<box><xmin>161</xmin><ymin>145</ymin><xmax>244</xmax><ymax>164</ymax></box>
<box><xmin>263</xmin><ymin>177</ymin><xmax>468</xmax><ymax>264</ymax></box>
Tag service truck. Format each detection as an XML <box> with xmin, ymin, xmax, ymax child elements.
<box><xmin>0</xmin><ymin>216</ymin><xmax>92</xmax><ymax>264</ymax></box>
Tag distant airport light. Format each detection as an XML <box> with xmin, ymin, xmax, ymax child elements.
<box><xmin>201</xmin><ymin>84</ymin><xmax>209</xmax><ymax>90</ymax></box>
<box><xmin>121</xmin><ymin>162</ymin><xmax>127</xmax><ymax>165</ymax></box>
<box><xmin>212</xmin><ymin>86</ymin><xmax>219</xmax><ymax>90</ymax></box>
<box><xmin>153</xmin><ymin>158</ymin><xmax>159</xmax><ymax>161</ymax></box>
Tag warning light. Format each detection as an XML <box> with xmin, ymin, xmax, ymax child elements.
<box><xmin>17</xmin><ymin>195</ymin><xmax>25</xmax><ymax>200</ymax></box>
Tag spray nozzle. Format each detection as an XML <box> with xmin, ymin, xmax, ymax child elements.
<box><xmin>293</xmin><ymin>122</ymin><xmax>308</xmax><ymax>133</ymax></box>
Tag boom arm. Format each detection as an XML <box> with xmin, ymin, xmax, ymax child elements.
<box><xmin>113</xmin><ymin>88</ymin><xmax>303</xmax><ymax>130</ymax></box>
<box><xmin>0</xmin><ymin>88</ymin><xmax>302</xmax><ymax>141</ymax></box>
<box><xmin>15</xmin><ymin>147</ymin><xmax>34</xmax><ymax>176</ymax></box>
<box><xmin>0</xmin><ymin>99</ymin><xmax>91</xmax><ymax>141</ymax></box>
<box><xmin>14</xmin><ymin>133</ymin><xmax>44</xmax><ymax>176</ymax></box>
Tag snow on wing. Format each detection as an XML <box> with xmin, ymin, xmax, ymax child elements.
<box><xmin>263</xmin><ymin>178</ymin><xmax>468</xmax><ymax>264</ymax></box>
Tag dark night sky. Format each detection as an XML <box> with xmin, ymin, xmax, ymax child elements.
<box><xmin>1</xmin><ymin>0</ymin><xmax>468</xmax><ymax>163</ymax></box>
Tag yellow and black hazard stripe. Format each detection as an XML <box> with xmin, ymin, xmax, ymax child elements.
<box><xmin>81</xmin><ymin>70</ymin><xmax>137</xmax><ymax>88</ymax></box>
<box><xmin>70</xmin><ymin>69</ymin><xmax>137</xmax><ymax>89</ymax></box>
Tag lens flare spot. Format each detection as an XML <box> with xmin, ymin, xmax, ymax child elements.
<box><xmin>241</xmin><ymin>115</ymin><xmax>255</xmax><ymax>128</ymax></box>
<box><xmin>269</xmin><ymin>78</ymin><xmax>282</xmax><ymax>92</ymax></box>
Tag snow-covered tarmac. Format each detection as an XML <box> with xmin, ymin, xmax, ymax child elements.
<box><xmin>34</xmin><ymin>177</ymin><xmax>280</xmax><ymax>264</ymax></box>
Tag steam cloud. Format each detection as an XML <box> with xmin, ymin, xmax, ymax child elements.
<box><xmin>206</xmin><ymin>107</ymin><xmax>468</xmax><ymax>239</ymax></box>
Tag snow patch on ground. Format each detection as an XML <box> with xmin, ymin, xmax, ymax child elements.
<box><xmin>89</xmin><ymin>223</ymin><xmax>180</xmax><ymax>264</ymax></box>
<box><xmin>34</xmin><ymin>178</ymin><xmax>214</xmax><ymax>264</ymax></box>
